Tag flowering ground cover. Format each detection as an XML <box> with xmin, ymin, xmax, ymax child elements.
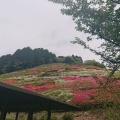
<box><xmin>0</xmin><ymin>63</ymin><xmax>119</xmax><ymax>109</ymax></box>
<box><xmin>24</xmin><ymin>82</ymin><xmax>56</xmax><ymax>92</ymax></box>
<box><xmin>5</xmin><ymin>79</ymin><xmax>17</xmax><ymax>84</ymax></box>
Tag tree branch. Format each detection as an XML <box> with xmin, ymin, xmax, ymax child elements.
<box><xmin>109</xmin><ymin>0</ymin><xmax>120</xmax><ymax>4</ymax></box>
<box><xmin>98</xmin><ymin>33</ymin><xmax>120</xmax><ymax>47</ymax></box>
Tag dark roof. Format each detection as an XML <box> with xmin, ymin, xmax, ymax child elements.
<box><xmin>0</xmin><ymin>82</ymin><xmax>79</xmax><ymax>112</ymax></box>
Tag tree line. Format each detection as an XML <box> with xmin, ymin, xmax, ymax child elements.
<box><xmin>0</xmin><ymin>47</ymin><xmax>56</xmax><ymax>74</ymax></box>
<box><xmin>0</xmin><ymin>47</ymin><xmax>104</xmax><ymax>74</ymax></box>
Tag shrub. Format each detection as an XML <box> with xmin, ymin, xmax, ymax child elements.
<box><xmin>62</xmin><ymin>113</ymin><xmax>74</xmax><ymax>120</ymax></box>
<box><xmin>84</xmin><ymin>60</ymin><xmax>105</xmax><ymax>68</ymax></box>
<box><xmin>105</xmin><ymin>103</ymin><xmax>120</xmax><ymax>120</ymax></box>
<box><xmin>40</xmin><ymin>113</ymin><xmax>58</xmax><ymax>120</ymax></box>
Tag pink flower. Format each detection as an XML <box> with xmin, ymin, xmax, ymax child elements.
<box><xmin>5</xmin><ymin>79</ymin><xmax>16</xmax><ymax>84</ymax></box>
<box><xmin>86</xmin><ymin>67</ymin><xmax>102</xmax><ymax>70</ymax></box>
<box><xmin>26</xmin><ymin>71</ymin><xmax>38</xmax><ymax>75</ymax></box>
<box><xmin>70</xmin><ymin>89</ymin><xmax>96</xmax><ymax>103</ymax></box>
<box><xmin>33</xmin><ymin>86</ymin><xmax>48</xmax><ymax>91</ymax></box>
<box><xmin>54</xmin><ymin>68</ymin><xmax>64</xmax><ymax>71</ymax></box>
<box><xmin>24</xmin><ymin>85</ymin><xmax>34</xmax><ymax>91</ymax></box>
<box><xmin>24</xmin><ymin>83</ymin><xmax>56</xmax><ymax>92</ymax></box>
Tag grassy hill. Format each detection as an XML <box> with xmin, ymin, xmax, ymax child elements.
<box><xmin>0</xmin><ymin>63</ymin><xmax>119</xmax><ymax>119</ymax></box>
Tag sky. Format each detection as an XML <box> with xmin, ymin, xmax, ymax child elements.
<box><xmin>0</xmin><ymin>0</ymin><xmax>102</xmax><ymax>62</ymax></box>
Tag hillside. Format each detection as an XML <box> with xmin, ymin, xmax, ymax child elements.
<box><xmin>0</xmin><ymin>47</ymin><xmax>85</xmax><ymax>75</ymax></box>
<box><xmin>0</xmin><ymin>63</ymin><xmax>119</xmax><ymax>110</ymax></box>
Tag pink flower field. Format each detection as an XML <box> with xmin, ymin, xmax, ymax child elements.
<box><xmin>1</xmin><ymin>63</ymin><xmax>120</xmax><ymax>108</ymax></box>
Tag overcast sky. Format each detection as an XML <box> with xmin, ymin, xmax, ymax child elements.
<box><xmin>0</xmin><ymin>0</ymin><xmax>102</xmax><ymax>62</ymax></box>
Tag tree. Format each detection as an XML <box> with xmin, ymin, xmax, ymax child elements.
<box><xmin>48</xmin><ymin>0</ymin><xmax>120</xmax><ymax>67</ymax></box>
<box><xmin>84</xmin><ymin>59</ymin><xmax>105</xmax><ymax>68</ymax></box>
<box><xmin>33</xmin><ymin>48</ymin><xmax>45</xmax><ymax>65</ymax></box>
<box><xmin>0</xmin><ymin>47</ymin><xmax>56</xmax><ymax>74</ymax></box>
<box><xmin>33</xmin><ymin>48</ymin><xmax>56</xmax><ymax>65</ymax></box>
<box><xmin>73</xmin><ymin>55</ymin><xmax>83</xmax><ymax>64</ymax></box>
<box><xmin>64</xmin><ymin>56</ymin><xmax>74</xmax><ymax>64</ymax></box>
<box><xmin>48</xmin><ymin>1</ymin><xmax>120</xmax><ymax>118</ymax></box>
<box><xmin>13</xmin><ymin>47</ymin><xmax>34</xmax><ymax>68</ymax></box>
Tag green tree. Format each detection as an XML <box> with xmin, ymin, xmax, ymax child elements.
<box><xmin>0</xmin><ymin>54</ymin><xmax>12</xmax><ymax>73</ymax></box>
<box><xmin>48</xmin><ymin>1</ymin><xmax>120</xmax><ymax>118</ymax></box>
<box><xmin>73</xmin><ymin>55</ymin><xmax>83</xmax><ymax>64</ymax></box>
<box><xmin>0</xmin><ymin>47</ymin><xmax>56</xmax><ymax>74</ymax></box>
<box><xmin>13</xmin><ymin>47</ymin><xmax>34</xmax><ymax>68</ymax></box>
<box><xmin>64</xmin><ymin>56</ymin><xmax>74</xmax><ymax>64</ymax></box>
<box><xmin>48</xmin><ymin>0</ymin><xmax>120</xmax><ymax>67</ymax></box>
<box><xmin>33</xmin><ymin>48</ymin><xmax>56</xmax><ymax>65</ymax></box>
<box><xmin>33</xmin><ymin>48</ymin><xmax>45</xmax><ymax>65</ymax></box>
<box><xmin>84</xmin><ymin>59</ymin><xmax>105</xmax><ymax>68</ymax></box>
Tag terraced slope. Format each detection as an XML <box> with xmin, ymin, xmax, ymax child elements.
<box><xmin>0</xmin><ymin>63</ymin><xmax>119</xmax><ymax>109</ymax></box>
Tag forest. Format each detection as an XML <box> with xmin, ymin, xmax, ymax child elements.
<box><xmin>0</xmin><ymin>47</ymin><xmax>105</xmax><ymax>75</ymax></box>
<box><xmin>0</xmin><ymin>47</ymin><xmax>56</xmax><ymax>74</ymax></box>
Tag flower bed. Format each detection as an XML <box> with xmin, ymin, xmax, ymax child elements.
<box><xmin>70</xmin><ymin>89</ymin><xmax>96</xmax><ymax>104</ymax></box>
<box><xmin>5</xmin><ymin>79</ymin><xmax>16</xmax><ymax>84</ymax></box>
<box><xmin>26</xmin><ymin>71</ymin><xmax>39</xmax><ymax>75</ymax></box>
<box><xmin>1</xmin><ymin>63</ymin><xmax>120</xmax><ymax>109</ymax></box>
<box><xmin>24</xmin><ymin>83</ymin><xmax>56</xmax><ymax>92</ymax></box>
